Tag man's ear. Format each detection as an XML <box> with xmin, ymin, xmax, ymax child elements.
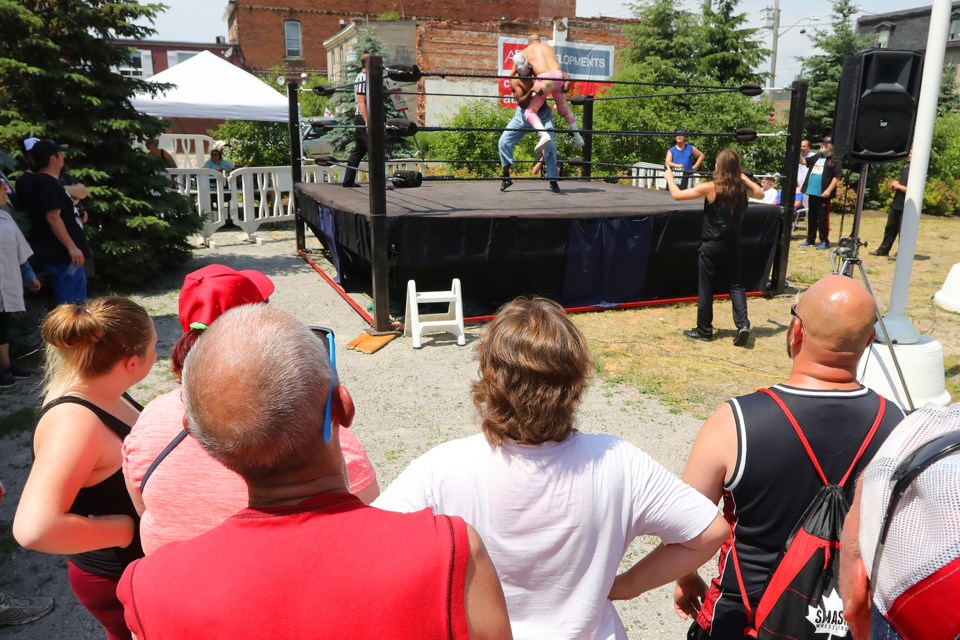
<box><xmin>843</xmin><ymin>557</ymin><xmax>872</xmax><ymax>639</ymax></box>
<box><xmin>332</xmin><ymin>385</ymin><xmax>355</xmax><ymax>429</ymax></box>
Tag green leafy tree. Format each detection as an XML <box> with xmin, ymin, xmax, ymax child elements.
<box><xmin>213</xmin><ymin>121</ymin><xmax>290</xmax><ymax>167</ymax></box>
<box><xmin>938</xmin><ymin>65</ymin><xmax>960</xmax><ymax>116</ymax></box>
<box><xmin>0</xmin><ymin>0</ymin><xmax>199</xmax><ymax>289</ymax></box>
<box><xmin>325</xmin><ymin>25</ymin><xmax>413</xmax><ymax>158</ymax></box>
<box><xmin>798</xmin><ymin>0</ymin><xmax>871</xmax><ymax>136</ymax></box>
<box><xmin>625</xmin><ymin>0</ymin><xmax>702</xmax><ymax>83</ymax></box>
<box><xmin>697</xmin><ymin>0</ymin><xmax>768</xmax><ymax>85</ymax></box>
<box><xmin>427</xmin><ymin>101</ymin><xmax>511</xmax><ymax>177</ymax></box>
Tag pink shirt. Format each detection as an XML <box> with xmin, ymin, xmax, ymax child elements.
<box><xmin>122</xmin><ymin>389</ymin><xmax>377</xmax><ymax>555</ymax></box>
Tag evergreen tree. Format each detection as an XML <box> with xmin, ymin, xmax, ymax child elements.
<box><xmin>325</xmin><ymin>25</ymin><xmax>413</xmax><ymax>158</ymax></box>
<box><xmin>798</xmin><ymin>0</ymin><xmax>871</xmax><ymax>136</ymax></box>
<box><xmin>938</xmin><ymin>65</ymin><xmax>960</xmax><ymax>116</ymax></box>
<box><xmin>0</xmin><ymin>0</ymin><xmax>199</xmax><ymax>289</ymax></box>
<box><xmin>697</xmin><ymin>0</ymin><xmax>769</xmax><ymax>85</ymax></box>
<box><xmin>625</xmin><ymin>0</ymin><xmax>701</xmax><ymax>83</ymax></box>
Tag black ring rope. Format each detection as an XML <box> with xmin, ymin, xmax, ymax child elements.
<box><xmin>413</xmin><ymin>125</ymin><xmax>755</xmax><ymax>139</ymax></box>
<box><xmin>404</xmin><ymin>69</ymin><xmax>759</xmax><ymax>92</ymax></box>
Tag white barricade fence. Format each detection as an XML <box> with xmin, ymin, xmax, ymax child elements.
<box><xmin>159</xmin><ymin>134</ymin><xmax>217</xmax><ymax>169</ymax></box>
<box><xmin>168</xmin><ymin>160</ymin><xmax>427</xmax><ymax>243</ymax></box>
<box><xmin>631</xmin><ymin>162</ymin><xmax>667</xmax><ymax>190</ymax></box>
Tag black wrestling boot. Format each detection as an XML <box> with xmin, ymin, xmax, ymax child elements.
<box><xmin>549</xmin><ymin>181</ymin><xmax>560</xmax><ymax>193</ymax></box>
<box><xmin>500</xmin><ymin>178</ymin><xmax>513</xmax><ymax>192</ymax></box>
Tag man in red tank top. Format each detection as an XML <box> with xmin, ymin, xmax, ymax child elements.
<box><xmin>116</xmin><ymin>305</ymin><xmax>511</xmax><ymax>640</ymax></box>
<box><xmin>674</xmin><ymin>275</ymin><xmax>903</xmax><ymax>639</ymax></box>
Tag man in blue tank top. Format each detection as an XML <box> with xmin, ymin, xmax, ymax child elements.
<box><xmin>666</xmin><ymin>130</ymin><xmax>704</xmax><ymax>189</ymax></box>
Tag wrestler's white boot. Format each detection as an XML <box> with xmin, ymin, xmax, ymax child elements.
<box><xmin>534</xmin><ymin>125</ymin><xmax>552</xmax><ymax>154</ymax></box>
<box><xmin>569</xmin><ymin>122</ymin><xmax>585</xmax><ymax>148</ymax></box>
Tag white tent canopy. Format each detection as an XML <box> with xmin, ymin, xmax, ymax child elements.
<box><xmin>130</xmin><ymin>51</ymin><xmax>288</xmax><ymax>122</ymax></box>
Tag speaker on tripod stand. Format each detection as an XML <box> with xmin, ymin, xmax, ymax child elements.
<box><xmin>832</xmin><ymin>49</ymin><xmax>923</xmax><ymax>163</ymax></box>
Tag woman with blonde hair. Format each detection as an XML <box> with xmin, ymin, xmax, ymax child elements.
<box><xmin>664</xmin><ymin>148</ymin><xmax>764</xmax><ymax>347</ymax></box>
<box><xmin>14</xmin><ymin>297</ymin><xmax>156</xmax><ymax>640</ymax></box>
<box><xmin>375</xmin><ymin>296</ymin><xmax>726</xmax><ymax>639</ymax></box>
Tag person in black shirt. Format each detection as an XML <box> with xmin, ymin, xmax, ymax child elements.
<box><xmin>675</xmin><ymin>275</ymin><xmax>904</xmax><ymax>640</ymax></box>
<box><xmin>342</xmin><ymin>54</ymin><xmax>370</xmax><ymax>188</ymax></box>
<box><xmin>15</xmin><ymin>139</ymin><xmax>90</xmax><ymax>304</ymax></box>
<box><xmin>664</xmin><ymin>149</ymin><xmax>764</xmax><ymax>347</ymax></box>
<box><xmin>870</xmin><ymin>149</ymin><xmax>911</xmax><ymax>257</ymax></box>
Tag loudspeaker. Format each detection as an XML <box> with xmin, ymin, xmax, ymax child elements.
<box><xmin>832</xmin><ymin>49</ymin><xmax>923</xmax><ymax>163</ymax></box>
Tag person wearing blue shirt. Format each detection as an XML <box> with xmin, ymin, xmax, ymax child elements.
<box><xmin>666</xmin><ymin>130</ymin><xmax>704</xmax><ymax>189</ymax></box>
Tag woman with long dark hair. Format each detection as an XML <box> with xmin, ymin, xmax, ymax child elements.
<box><xmin>664</xmin><ymin>149</ymin><xmax>764</xmax><ymax>346</ymax></box>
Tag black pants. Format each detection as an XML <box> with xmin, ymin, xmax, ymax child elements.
<box><xmin>697</xmin><ymin>240</ymin><xmax>748</xmax><ymax>335</ymax></box>
<box><xmin>806</xmin><ymin>195</ymin><xmax>830</xmax><ymax>244</ymax></box>
<box><xmin>342</xmin><ymin>114</ymin><xmax>368</xmax><ymax>187</ymax></box>
<box><xmin>875</xmin><ymin>206</ymin><xmax>903</xmax><ymax>255</ymax></box>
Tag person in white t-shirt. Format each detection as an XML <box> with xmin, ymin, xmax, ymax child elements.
<box><xmin>748</xmin><ymin>176</ymin><xmax>778</xmax><ymax>204</ymax></box>
<box><xmin>374</xmin><ymin>297</ymin><xmax>727</xmax><ymax>640</ymax></box>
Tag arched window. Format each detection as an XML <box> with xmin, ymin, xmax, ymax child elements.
<box><xmin>285</xmin><ymin>20</ymin><xmax>302</xmax><ymax>58</ymax></box>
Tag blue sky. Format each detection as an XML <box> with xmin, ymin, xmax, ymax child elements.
<box><xmin>148</xmin><ymin>0</ymin><xmax>920</xmax><ymax>85</ymax></box>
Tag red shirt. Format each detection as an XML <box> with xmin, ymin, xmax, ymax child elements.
<box><xmin>118</xmin><ymin>493</ymin><xmax>469</xmax><ymax>639</ymax></box>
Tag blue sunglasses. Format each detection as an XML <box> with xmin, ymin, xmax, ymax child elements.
<box><xmin>311</xmin><ymin>327</ymin><xmax>338</xmax><ymax>443</ymax></box>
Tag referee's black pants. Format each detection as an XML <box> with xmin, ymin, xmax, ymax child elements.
<box><xmin>342</xmin><ymin>114</ymin><xmax>368</xmax><ymax>187</ymax></box>
<box><xmin>697</xmin><ymin>240</ymin><xmax>748</xmax><ymax>336</ymax></box>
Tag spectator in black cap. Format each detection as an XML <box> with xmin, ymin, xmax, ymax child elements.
<box><xmin>799</xmin><ymin>136</ymin><xmax>842</xmax><ymax>251</ymax></box>
<box><xmin>666</xmin><ymin>130</ymin><xmax>704</xmax><ymax>190</ymax></box>
<box><xmin>15</xmin><ymin>139</ymin><xmax>90</xmax><ymax>304</ymax></box>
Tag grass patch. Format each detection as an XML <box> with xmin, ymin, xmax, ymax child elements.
<box><xmin>574</xmin><ymin>212</ymin><xmax>960</xmax><ymax>417</ymax></box>
<box><xmin>0</xmin><ymin>407</ymin><xmax>37</xmax><ymax>438</ymax></box>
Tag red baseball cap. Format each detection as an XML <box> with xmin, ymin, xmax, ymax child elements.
<box><xmin>178</xmin><ymin>264</ymin><xmax>275</xmax><ymax>332</ymax></box>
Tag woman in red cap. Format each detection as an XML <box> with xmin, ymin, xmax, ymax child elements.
<box><xmin>14</xmin><ymin>297</ymin><xmax>157</xmax><ymax>640</ymax></box>
<box><xmin>122</xmin><ymin>264</ymin><xmax>379</xmax><ymax>555</ymax></box>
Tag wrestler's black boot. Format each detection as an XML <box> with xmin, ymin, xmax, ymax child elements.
<box><xmin>500</xmin><ymin>166</ymin><xmax>513</xmax><ymax>192</ymax></box>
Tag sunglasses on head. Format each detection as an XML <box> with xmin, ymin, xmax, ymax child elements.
<box><xmin>310</xmin><ymin>327</ymin><xmax>338</xmax><ymax>443</ymax></box>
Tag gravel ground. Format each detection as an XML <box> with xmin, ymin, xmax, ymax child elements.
<box><xmin>0</xmin><ymin>226</ymin><xmax>703</xmax><ymax>639</ymax></box>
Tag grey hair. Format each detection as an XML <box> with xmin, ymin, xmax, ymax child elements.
<box><xmin>181</xmin><ymin>304</ymin><xmax>334</xmax><ymax>482</ymax></box>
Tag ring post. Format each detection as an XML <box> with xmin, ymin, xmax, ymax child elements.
<box><xmin>582</xmin><ymin>97</ymin><xmax>594</xmax><ymax>179</ymax></box>
<box><xmin>288</xmin><ymin>78</ymin><xmax>305</xmax><ymax>252</ymax></box>
<box><xmin>367</xmin><ymin>55</ymin><xmax>391</xmax><ymax>333</ymax></box>
<box><xmin>769</xmin><ymin>79</ymin><xmax>807</xmax><ymax>296</ymax></box>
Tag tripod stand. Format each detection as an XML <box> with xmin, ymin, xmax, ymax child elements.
<box><xmin>833</xmin><ymin>162</ymin><xmax>915</xmax><ymax>411</ymax></box>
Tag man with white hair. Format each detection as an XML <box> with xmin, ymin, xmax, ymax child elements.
<box><xmin>840</xmin><ymin>404</ymin><xmax>960</xmax><ymax>640</ymax></box>
<box><xmin>117</xmin><ymin>304</ymin><xmax>511</xmax><ymax>639</ymax></box>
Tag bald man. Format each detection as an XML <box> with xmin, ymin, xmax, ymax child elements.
<box><xmin>674</xmin><ymin>275</ymin><xmax>904</xmax><ymax>639</ymax></box>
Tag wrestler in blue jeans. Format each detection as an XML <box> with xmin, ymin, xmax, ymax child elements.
<box><xmin>498</xmin><ymin>103</ymin><xmax>559</xmax><ymax>193</ymax></box>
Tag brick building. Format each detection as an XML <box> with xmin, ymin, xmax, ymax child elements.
<box><xmin>109</xmin><ymin>38</ymin><xmax>234</xmax><ymax>78</ymax></box>
<box><xmin>225</xmin><ymin>0</ymin><xmax>583</xmax><ymax>75</ymax></box>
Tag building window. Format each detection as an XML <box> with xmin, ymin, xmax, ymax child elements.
<box><xmin>951</xmin><ymin>15</ymin><xmax>960</xmax><ymax>40</ymax></box>
<box><xmin>875</xmin><ymin>26</ymin><xmax>891</xmax><ymax>48</ymax></box>
<box><xmin>285</xmin><ymin>20</ymin><xmax>302</xmax><ymax>58</ymax></box>
<box><xmin>167</xmin><ymin>51</ymin><xmax>198</xmax><ymax>68</ymax></box>
<box><xmin>114</xmin><ymin>49</ymin><xmax>153</xmax><ymax>77</ymax></box>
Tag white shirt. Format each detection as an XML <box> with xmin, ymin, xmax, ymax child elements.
<box><xmin>374</xmin><ymin>432</ymin><xmax>718</xmax><ymax>640</ymax></box>
<box><xmin>0</xmin><ymin>209</ymin><xmax>33</xmax><ymax>313</ymax></box>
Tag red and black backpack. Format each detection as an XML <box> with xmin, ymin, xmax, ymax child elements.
<box><xmin>730</xmin><ymin>388</ymin><xmax>886</xmax><ymax>639</ymax></box>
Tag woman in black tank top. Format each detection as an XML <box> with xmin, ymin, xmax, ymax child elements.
<box><xmin>663</xmin><ymin>149</ymin><xmax>764</xmax><ymax>347</ymax></box>
<box><xmin>13</xmin><ymin>297</ymin><xmax>157</xmax><ymax>640</ymax></box>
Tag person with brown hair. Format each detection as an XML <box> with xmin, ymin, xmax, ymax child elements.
<box><xmin>13</xmin><ymin>297</ymin><xmax>156</xmax><ymax>640</ymax></box>
<box><xmin>375</xmin><ymin>296</ymin><xmax>727</xmax><ymax>639</ymax></box>
<box><xmin>664</xmin><ymin>149</ymin><xmax>764</xmax><ymax>346</ymax></box>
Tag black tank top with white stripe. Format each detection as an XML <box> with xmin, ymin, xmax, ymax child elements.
<box><xmin>710</xmin><ymin>384</ymin><xmax>903</xmax><ymax>636</ymax></box>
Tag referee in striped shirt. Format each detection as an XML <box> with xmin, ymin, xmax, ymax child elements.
<box><xmin>342</xmin><ymin>54</ymin><xmax>369</xmax><ymax>188</ymax></box>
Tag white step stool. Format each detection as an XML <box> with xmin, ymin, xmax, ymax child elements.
<box><xmin>404</xmin><ymin>279</ymin><xmax>466</xmax><ymax>348</ymax></box>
